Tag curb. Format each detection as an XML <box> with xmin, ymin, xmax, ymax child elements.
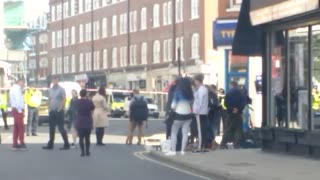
<box><xmin>148</xmin><ymin>150</ymin><xmax>253</xmax><ymax>180</ymax></box>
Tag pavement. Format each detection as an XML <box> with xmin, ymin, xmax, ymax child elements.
<box><xmin>0</xmin><ymin>120</ymin><xmax>212</xmax><ymax>180</ymax></box>
<box><xmin>148</xmin><ymin>148</ymin><xmax>320</xmax><ymax>180</ymax></box>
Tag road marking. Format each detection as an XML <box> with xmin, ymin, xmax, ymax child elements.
<box><xmin>137</xmin><ymin>151</ymin><xmax>212</xmax><ymax>180</ymax></box>
<box><xmin>133</xmin><ymin>151</ymin><xmax>145</xmax><ymax>160</ymax></box>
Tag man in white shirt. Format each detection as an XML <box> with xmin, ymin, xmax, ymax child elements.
<box><xmin>9</xmin><ymin>79</ymin><xmax>27</xmax><ymax>150</ymax></box>
<box><xmin>193</xmin><ymin>74</ymin><xmax>209</xmax><ymax>151</ymax></box>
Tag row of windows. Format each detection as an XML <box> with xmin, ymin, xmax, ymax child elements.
<box><xmin>51</xmin><ymin>34</ymin><xmax>199</xmax><ymax>74</ymax></box>
<box><xmin>51</xmin><ymin>0</ymin><xmax>199</xmax><ymax>48</ymax></box>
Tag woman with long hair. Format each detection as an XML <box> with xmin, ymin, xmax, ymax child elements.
<box><xmin>92</xmin><ymin>87</ymin><xmax>109</xmax><ymax>146</ymax></box>
<box><xmin>68</xmin><ymin>89</ymin><xmax>79</xmax><ymax>148</ymax></box>
<box><xmin>166</xmin><ymin>77</ymin><xmax>194</xmax><ymax>156</ymax></box>
<box><xmin>75</xmin><ymin>89</ymin><xmax>95</xmax><ymax>156</ymax></box>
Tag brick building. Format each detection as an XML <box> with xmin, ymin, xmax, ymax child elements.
<box><xmin>48</xmin><ymin>0</ymin><xmax>219</xmax><ymax>90</ymax></box>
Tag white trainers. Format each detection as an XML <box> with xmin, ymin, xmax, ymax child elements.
<box><xmin>180</xmin><ymin>151</ymin><xmax>185</xmax><ymax>155</ymax></box>
<box><xmin>165</xmin><ymin>151</ymin><xmax>177</xmax><ymax>156</ymax></box>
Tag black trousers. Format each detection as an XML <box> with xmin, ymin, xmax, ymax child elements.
<box><xmin>199</xmin><ymin>115</ymin><xmax>209</xmax><ymax>148</ymax></box>
<box><xmin>78</xmin><ymin>128</ymin><xmax>91</xmax><ymax>154</ymax></box>
<box><xmin>96</xmin><ymin>127</ymin><xmax>105</xmax><ymax>144</ymax></box>
<box><xmin>48</xmin><ymin>110</ymin><xmax>69</xmax><ymax>147</ymax></box>
<box><xmin>220</xmin><ymin>112</ymin><xmax>243</xmax><ymax>147</ymax></box>
<box><xmin>1</xmin><ymin>109</ymin><xmax>8</xmax><ymax>129</ymax></box>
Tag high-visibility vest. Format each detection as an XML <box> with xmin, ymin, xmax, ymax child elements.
<box><xmin>219</xmin><ymin>95</ymin><xmax>227</xmax><ymax>110</ymax></box>
<box><xmin>312</xmin><ymin>92</ymin><xmax>320</xmax><ymax>110</ymax></box>
<box><xmin>27</xmin><ymin>90</ymin><xmax>42</xmax><ymax>108</ymax></box>
<box><xmin>0</xmin><ymin>93</ymin><xmax>7</xmax><ymax>111</ymax></box>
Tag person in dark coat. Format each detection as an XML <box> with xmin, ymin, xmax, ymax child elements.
<box><xmin>75</xmin><ymin>89</ymin><xmax>95</xmax><ymax>157</ymax></box>
<box><xmin>220</xmin><ymin>81</ymin><xmax>246</xmax><ymax>149</ymax></box>
<box><xmin>207</xmin><ymin>85</ymin><xmax>220</xmax><ymax>148</ymax></box>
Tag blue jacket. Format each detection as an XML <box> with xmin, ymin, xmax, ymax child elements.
<box><xmin>225</xmin><ymin>88</ymin><xmax>246</xmax><ymax>113</ymax></box>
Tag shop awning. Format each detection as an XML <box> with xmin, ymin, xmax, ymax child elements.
<box><xmin>232</xmin><ymin>0</ymin><xmax>263</xmax><ymax>56</ymax></box>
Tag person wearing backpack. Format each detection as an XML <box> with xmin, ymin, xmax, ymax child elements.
<box><xmin>126</xmin><ymin>89</ymin><xmax>148</xmax><ymax>145</ymax></box>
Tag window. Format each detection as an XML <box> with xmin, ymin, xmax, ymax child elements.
<box><xmin>163</xmin><ymin>3</ymin><xmax>168</xmax><ymax>25</ymax></box>
<box><xmin>141</xmin><ymin>8</ymin><xmax>147</xmax><ymax>30</ymax></box>
<box><xmin>71</xmin><ymin>54</ymin><xmax>76</xmax><ymax>72</ymax></box>
<box><xmin>79</xmin><ymin>24</ymin><xmax>84</xmax><ymax>43</ymax></box>
<box><xmin>51</xmin><ymin>31</ymin><xmax>56</xmax><ymax>48</ymax></box>
<box><xmin>52</xmin><ymin>58</ymin><xmax>56</xmax><ymax>74</ymax></box>
<box><xmin>112</xmin><ymin>15</ymin><xmax>117</xmax><ymax>36</ymax></box>
<box><xmin>64</xmin><ymin>28</ymin><xmax>69</xmax><ymax>46</ymax></box>
<box><xmin>86</xmin><ymin>23</ymin><xmax>92</xmax><ymax>41</ymax></box>
<box><xmin>57</xmin><ymin>4</ymin><xmax>62</xmax><ymax>20</ymax></box>
<box><xmin>79</xmin><ymin>0</ymin><xmax>83</xmax><ymax>13</ymax></box>
<box><xmin>94</xmin><ymin>0</ymin><xmax>100</xmax><ymax>9</ymax></box>
<box><xmin>153</xmin><ymin>4</ymin><xmax>160</xmax><ymax>27</ymax></box>
<box><xmin>63</xmin><ymin>1</ymin><xmax>69</xmax><ymax>18</ymax></box>
<box><xmin>130</xmin><ymin>45</ymin><xmax>137</xmax><ymax>65</ymax></box>
<box><xmin>102</xmin><ymin>18</ymin><xmax>108</xmax><ymax>38</ymax></box>
<box><xmin>164</xmin><ymin>39</ymin><xmax>172</xmax><ymax>62</ymax></box>
<box><xmin>168</xmin><ymin>2</ymin><xmax>172</xmax><ymax>24</ymax></box>
<box><xmin>120</xmin><ymin>13</ymin><xmax>127</xmax><ymax>34</ymax></box>
<box><xmin>57</xmin><ymin>57</ymin><xmax>62</xmax><ymax>74</ymax></box>
<box><xmin>102</xmin><ymin>0</ymin><xmax>108</xmax><ymax>6</ymax></box>
<box><xmin>71</xmin><ymin>26</ymin><xmax>75</xmax><ymax>44</ymax></box>
<box><xmin>79</xmin><ymin>53</ymin><xmax>84</xmax><ymax>71</ymax></box>
<box><xmin>85</xmin><ymin>0</ymin><xmax>92</xmax><ymax>12</ymax></box>
<box><xmin>176</xmin><ymin>0</ymin><xmax>183</xmax><ymax>23</ymax></box>
<box><xmin>103</xmin><ymin>49</ymin><xmax>108</xmax><ymax>69</ymax></box>
<box><xmin>228</xmin><ymin>0</ymin><xmax>242</xmax><ymax>11</ymax></box>
<box><xmin>120</xmin><ymin>47</ymin><xmax>127</xmax><ymax>67</ymax></box>
<box><xmin>57</xmin><ymin>30</ymin><xmax>62</xmax><ymax>47</ymax></box>
<box><xmin>153</xmin><ymin>40</ymin><xmax>160</xmax><ymax>63</ymax></box>
<box><xmin>94</xmin><ymin>51</ymin><xmax>100</xmax><ymax>70</ymax></box>
<box><xmin>86</xmin><ymin>52</ymin><xmax>92</xmax><ymax>71</ymax></box>
<box><xmin>64</xmin><ymin>56</ymin><xmax>69</xmax><ymax>73</ymax></box>
<box><xmin>71</xmin><ymin>0</ymin><xmax>75</xmax><ymax>16</ymax></box>
<box><xmin>191</xmin><ymin>33</ymin><xmax>199</xmax><ymax>58</ymax></box>
<box><xmin>94</xmin><ymin>20</ymin><xmax>100</xmax><ymax>40</ymax></box>
<box><xmin>129</xmin><ymin>11</ymin><xmax>137</xmax><ymax>32</ymax></box>
<box><xmin>51</xmin><ymin>6</ymin><xmax>56</xmax><ymax>21</ymax></box>
<box><xmin>191</xmin><ymin>0</ymin><xmax>199</xmax><ymax>19</ymax></box>
<box><xmin>141</xmin><ymin>42</ymin><xmax>147</xmax><ymax>64</ymax></box>
<box><xmin>112</xmin><ymin>47</ymin><xmax>118</xmax><ymax>68</ymax></box>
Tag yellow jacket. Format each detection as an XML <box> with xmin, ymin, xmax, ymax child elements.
<box><xmin>26</xmin><ymin>89</ymin><xmax>43</xmax><ymax>108</ymax></box>
<box><xmin>0</xmin><ymin>92</ymin><xmax>7</xmax><ymax>110</ymax></box>
<box><xmin>312</xmin><ymin>92</ymin><xmax>320</xmax><ymax>110</ymax></box>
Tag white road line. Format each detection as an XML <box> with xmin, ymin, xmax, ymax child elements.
<box><xmin>133</xmin><ymin>152</ymin><xmax>145</xmax><ymax>160</ymax></box>
<box><xmin>138</xmin><ymin>151</ymin><xmax>212</xmax><ymax>180</ymax></box>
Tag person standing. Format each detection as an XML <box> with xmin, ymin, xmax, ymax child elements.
<box><xmin>193</xmin><ymin>74</ymin><xmax>209</xmax><ymax>151</ymax></box>
<box><xmin>92</xmin><ymin>87</ymin><xmax>109</xmax><ymax>146</ymax></box>
<box><xmin>43</xmin><ymin>76</ymin><xmax>70</xmax><ymax>150</ymax></box>
<box><xmin>9</xmin><ymin>79</ymin><xmax>27</xmax><ymax>150</ymax></box>
<box><xmin>218</xmin><ymin>88</ymin><xmax>228</xmax><ymax>134</ymax></box>
<box><xmin>165</xmin><ymin>77</ymin><xmax>178</xmax><ymax>139</ymax></box>
<box><xmin>68</xmin><ymin>90</ymin><xmax>79</xmax><ymax>147</ymax></box>
<box><xmin>207</xmin><ymin>85</ymin><xmax>220</xmax><ymax>149</ymax></box>
<box><xmin>166</xmin><ymin>77</ymin><xmax>194</xmax><ymax>156</ymax></box>
<box><xmin>126</xmin><ymin>89</ymin><xmax>148</xmax><ymax>145</ymax></box>
<box><xmin>220</xmin><ymin>81</ymin><xmax>246</xmax><ymax>149</ymax></box>
<box><xmin>0</xmin><ymin>90</ymin><xmax>9</xmax><ymax>130</ymax></box>
<box><xmin>75</xmin><ymin>89</ymin><xmax>95</xmax><ymax>157</ymax></box>
<box><xmin>26</xmin><ymin>88</ymin><xmax>42</xmax><ymax>136</ymax></box>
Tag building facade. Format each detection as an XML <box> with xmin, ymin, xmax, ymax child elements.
<box><xmin>48</xmin><ymin>0</ymin><xmax>218</xmax><ymax>90</ymax></box>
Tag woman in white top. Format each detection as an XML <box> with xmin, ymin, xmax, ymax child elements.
<box><xmin>166</xmin><ymin>77</ymin><xmax>194</xmax><ymax>156</ymax></box>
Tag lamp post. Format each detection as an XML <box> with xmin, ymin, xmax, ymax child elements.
<box><xmin>91</xmin><ymin>0</ymin><xmax>94</xmax><ymax>73</ymax></box>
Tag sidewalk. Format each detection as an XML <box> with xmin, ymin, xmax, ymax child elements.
<box><xmin>148</xmin><ymin>148</ymin><xmax>320</xmax><ymax>180</ymax></box>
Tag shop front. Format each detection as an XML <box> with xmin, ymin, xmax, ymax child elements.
<box><xmin>234</xmin><ymin>0</ymin><xmax>320</xmax><ymax>157</ymax></box>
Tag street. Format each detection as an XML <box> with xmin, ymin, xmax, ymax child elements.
<box><xmin>0</xmin><ymin>119</ymin><xmax>211</xmax><ymax>180</ymax></box>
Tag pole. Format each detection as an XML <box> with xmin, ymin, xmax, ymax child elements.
<box><xmin>172</xmin><ymin>0</ymin><xmax>176</xmax><ymax>67</ymax></box>
<box><xmin>178</xmin><ymin>47</ymin><xmax>181</xmax><ymax>76</ymax></box>
<box><xmin>61</xmin><ymin>0</ymin><xmax>64</xmax><ymax>77</ymax></box>
<box><xmin>127</xmin><ymin>0</ymin><xmax>131</xmax><ymax>66</ymax></box>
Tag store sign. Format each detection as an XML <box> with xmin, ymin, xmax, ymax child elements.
<box><xmin>250</xmin><ymin>0</ymin><xmax>319</xmax><ymax>25</ymax></box>
<box><xmin>74</xmin><ymin>74</ymin><xmax>88</xmax><ymax>82</ymax></box>
<box><xmin>213</xmin><ymin>20</ymin><xmax>237</xmax><ymax>48</ymax></box>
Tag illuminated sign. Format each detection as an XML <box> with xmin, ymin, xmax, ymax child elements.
<box><xmin>213</xmin><ymin>20</ymin><xmax>237</xmax><ymax>48</ymax></box>
<box><xmin>250</xmin><ymin>0</ymin><xmax>319</xmax><ymax>25</ymax></box>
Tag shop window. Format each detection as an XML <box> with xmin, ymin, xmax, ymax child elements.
<box><xmin>312</xmin><ymin>25</ymin><xmax>320</xmax><ymax>130</ymax></box>
<box><xmin>288</xmin><ymin>27</ymin><xmax>309</xmax><ymax>130</ymax></box>
<box><xmin>270</xmin><ymin>31</ymin><xmax>286</xmax><ymax>128</ymax></box>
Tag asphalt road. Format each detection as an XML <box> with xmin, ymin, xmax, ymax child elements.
<box><xmin>0</xmin><ymin>119</ymin><xmax>211</xmax><ymax>180</ymax></box>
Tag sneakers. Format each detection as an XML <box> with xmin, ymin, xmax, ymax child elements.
<box><xmin>12</xmin><ymin>144</ymin><xmax>28</xmax><ymax>151</ymax></box>
<box><xmin>71</xmin><ymin>143</ymin><xmax>78</xmax><ymax>148</ymax></box>
<box><xmin>180</xmin><ymin>151</ymin><xmax>185</xmax><ymax>156</ymax></box>
<box><xmin>60</xmin><ymin>146</ymin><xmax>70</xmax><ymax>150</ymax></box>
<box><xmin>165</xmin><ymin>151</ymin><xmax>177</xmax><ymax>156</ymax></box>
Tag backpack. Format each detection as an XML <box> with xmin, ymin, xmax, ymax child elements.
<box><xmin>130</xmin><ymin>96</ymin><xmax>148</xmax><ymax>122</ymax></box>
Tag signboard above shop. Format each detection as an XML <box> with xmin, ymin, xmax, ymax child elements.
<box><xmin>213</xmin><ymin>20</ymin><xmax>237</xmax><ymax>48</ymax></box>
<box><xmin>250</xmin><ymin>0</ymin><xmax>319</xmax><ymax>26</ymax></box>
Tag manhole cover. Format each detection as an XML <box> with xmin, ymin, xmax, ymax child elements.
<box><xmin>225</xmin><ymin>162</ymin><xmax>256</xmax><ymax>167</ymax></box>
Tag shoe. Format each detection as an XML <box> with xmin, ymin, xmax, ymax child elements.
<box><xmin>71</xmin><ymin>143</ymin><xmax>78</xmax><ymax>148</ymax></box>
<box><xmin>80</xmin><ymin>153</ymin><xmax>85</xmax><ymax>157</ymax></box>
<box><xmin>60</xmin><ymin>146</ymin><xmax>70</xmax><ymax>150</ymax></box>
<box><xmin>180</xmin><ymin>151</ymin><xmax>185</xmax><ymax>155</ymax></box>
<box><xmin>26</xmin><ymin>133</ymin><xmax>30</xmax><ymax>136</ymax></box>
<box><xmin>11</xmin><ymin>145</ymin><xmax>19</xmax><ymax>150</ymax></box>
<box><xmin>219</xmin><ymin>145</ymin><xmax>228</xmax><ymax>150</ymax></box>
<box><xmin>96</xmin><ymin>143</ymin><xmax>105</xmax><ymax>146</ymax></box>
<box><xmin>86</xmin><ymin>152</ymin><xmax>91</xmax><ymax>156</ymax></box>
<box><xmin>18</xmin><ymin>144</ymin><xmax>28</xmax><ymax>151</ymax></box>
<box><xmin>5</xmin><ymin>126</ymin><xmax>9</xmax><ymax>130</ymax></box>
<box><xmin>32</xmin><ymin>133</ymin><xmax>38</xmax><ymax>136</ymax></box>
<box><xmin>42</xmin><ymin>146</ymin><xmax>53</xmax><ymax>150</ymax></box>
<box><xmin>165</xmin><ymin>151</ymin><xmax>176</xmax><ymax>156</ymax></box>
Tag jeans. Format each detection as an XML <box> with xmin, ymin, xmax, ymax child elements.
<box><xmin>27</xmin><ymin>106</ymin><xmax>38</xmax><ymax>134</ymax></box>
<box><xmin>196</xmin><ymin>115</ymin><xmax>209</xmax><ymax>149</ymax></box>
<box><xmin>78</xmin><ymin>128</ymin><xmax>91</xmax><ymax>154</ymax></box>
<box><xmin>95</xmin><ymin>127</ymin><xmax>105</xmax><ymax>145</ymax></box>
<box><xmin>170</xmin><ymin>120</ymin><xmax>192</xmax><ymax>152</ymax></box>
<box><xmin>47</xmin><ymin>110</ymin><xmax>69</xmax><ymax>147</ymax></box>
<box><xmin>220</xmin><ymin>112</ymin><xmax>243</xmax><ymax>147</ymax></box>
<box><xmin>12</xmin><ymin>108</ymin><xmax>24</xmax><ymax>147</ymax></box>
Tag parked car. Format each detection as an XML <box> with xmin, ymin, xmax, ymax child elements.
<box><xmin>123</xmin><ymin>96</ymin><xmax>160</xmax><ymax>119</ymax></box>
